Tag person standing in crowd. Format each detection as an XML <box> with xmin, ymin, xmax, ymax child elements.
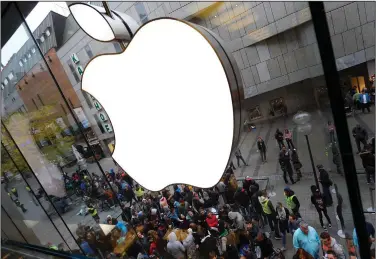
<box><xmin>360</xmin><ymin>146</ymin><xmax>375</xmax><ymax>184</ymax></box>
<box><xmin>293</xmin><ymin>221</ymin><xmax>320</xmax><ymax>259</ymax></box>
<box><xmin>359</xmin><ymin>89</ymin><xmax>371</xmax><ymax>113</ymax></box>
<box><xmin>320</xmin><ymin>232</ymin><xmax>346</xmax><ymax>259</ymax></box>
<box><xmin>332</xmin><ymin>143</ymin><xmax>344</xmax><ymax>176</ymax></box>
<box><xmin>276</xmin><ymin>202</ymin><xmax>290</xmax><ymax>251</ymax></box>
<box><xmin>87</xmin><ymin>204</ymin><xmax>100</xmax><ymax>224</ymax></box>
<box><xmin>7</xmin><ymin>191</ymin><xmax>27</xmax><ymax>213</ymax></box>
<box><xmin>254</xmin><ymin>231</ymin><xmax>275</xmax><ymax>259</ymax></box>
<box><xmin>11</xmin><ymin>187</ymin><xmax>18</xmax><ymax>198</ymax></box>
<box><xmin>25</xmin><ymin>185</ymin><xmax>39</xmax><ymax>206</ymax></box>
<box><xmin>275</xmin><ymin>128</ymin><xmax>285</xmax><ymax>150</ymax></box>
<box><xmin>257</xmin><ymin>136</ymin><xmax>267</xmax><ymax>163</ymax></box>
<box><xmin>258</xmin><ymin>192</ymin><xmax>281</xmax><ymax>240</ymax></box>
<box><xmin>353</xmin><ymin>221</ymin><xmax>375</xmax><ymax>250</ymax></box>
<box><xmin>105</xmin><ymin>215</ymin><xmax>118</xmax><ymax>225</ymax></box>
<box><xmin>167</xmin><ymin>232</ymin><xmax>186</xmax><ymax>259</ymax></box>
<box><xmin>235</xmin><ymin>148</ymin><xmax>248</xmax><ymax>167</ymax></box>
<box><xmin>310</xmin><ymin>185</ymin><xmax>332</xmax><ymax>231</ymax></box>
<box><xmin>284</xmin><ymin>128</ymin><xmax>295</xmax><ymax>149</ymax></box>
<box><xmin>135</xmin><ymin>184</ymin><xmax>144</xmax><ymax>201</ymax></box>
<box><xmin>279</xmin><ymin>146</ymin><xmax>296</xmax><ymax>184</ymax></box>
<box><xmin>353</xmin><ymin>90</ymin><xmax>361</xmax><ymax>111</ymax></box>
<box><xmin>216</xmin><ymin>180</ymin><xmax>226</xmax><ymax>205</ymax></box>
<box><xmin>291</xmin><ymin>148</ymin><xmax>303</xmax><ymax>181</ymax></box>
<box><xmin>234</xmin><ymin>187</ymin><xmax>250</xmax><ymax>215</ymax></box>
<box><xmin>317</xmin><ymin>165</ymin><xmax>333</xmax><ymax>206</ymax></box>
<box><xmin>352</xmin><ymin>124</ymin><xmax>368</xmax><ymax>154</ymax></box>
<box><xmin>284</xmin><ymin>187</ymin><xmax>301</xmax><ymax>218</ymax></box>
<box><xmin>328</xmin><ymin>121</ymin><xmax>336</xmax><ymax>143</ymax></box>
<box><xmin>289</xmin><ymin>214</ymin><xmax>300</xmax><ymax>234</ymax></box>
<box><xmin>333</xmin><ymin>184</ymin><xmax>345</xmax><ymax>232</ymax></box>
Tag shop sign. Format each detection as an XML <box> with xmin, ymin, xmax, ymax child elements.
<box><xmin>77</xmin><ymin>65</ymin><xmax>84</xmax><ymax>76</ymax></box>
<box><xmin>98</xmin><ymin>112</ymin><xmax>108</xmax><ymax>122</ymax></box>
<box><xmin>93</xmin><ymin>100</ymin><xmax>102</xmax><ymax>111</ymax></box>
<box><xmin>103</xmin><ymin>123</ymin><xmax>113</xmax><ymax>133</ymax></box>
<box><xmin>71</xmin><ymin>53</ymin><xmax>80</xmax><ymax>64</ymax></box>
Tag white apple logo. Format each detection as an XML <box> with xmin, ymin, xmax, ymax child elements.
<box><xmin>70</xmin><ymin>4</ymin><xmax>244</xmax><ymax>191</ymax></box>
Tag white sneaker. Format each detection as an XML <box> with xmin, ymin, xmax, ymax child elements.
<box><xmin>281</xmin><ymin>247</ymin><xmax>287</xmax><ymax>251</ymax></box>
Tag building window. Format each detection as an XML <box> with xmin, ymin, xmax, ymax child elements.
<box><xmin>68</xmin><ymin>61</ymin><xmax>80</xmax><ymax>83</ymax></box>
<box><xmin>8</xmin><ymin>72</ymin><xmax>14</xmax><ymax>80</ymax></box>
<box><xmin>37</xmin><ymin>94</ymin><xmax>44</xmax><ymax>106</ymax></box>
<box><xmin>84</xmin><ymin>44</ymin><xmax>94</xmax><ymax>58</ymax></box>
<box><xmin>40</xmin><ymin>35</ymin><xmax>45</xmax><ymax>43</ymax></box>
<box><xmin>4</xmin><ymin>78</ymin><xmax>8</xmax><ymax>85</ymax></box>
<box><xmin>83</xmin><ymin>92</ymin><xmax>94</xmax><ymax>108</ymax></box>
<box><xmin>31</xmin><ymin>48</ymin><xmax>36</xmax><ymax>54</ymax></box>
<box><xmin>45</xmin><ymin>28</ymin><xmax>51</xmax><ymax>37</ymax></box>
<box><xmin>113</xmin><ymin>42</ymin><xmax>122</xmax><ymax>52</ymax></box>
<box><xmin>19</xmin><ymin>60</ymin><xmax>23</xmax><ymax>67</ymax></box>
<box><xmin>23</xmin><ymin>57</ymin><xmax>27</xmax><ymax>63</ymax></box>
<box><xmin>1</xmin><ymin>83</ymin><xmax>4</xmax><ymax>90</ymax></box>
<box><xmin>27</xmin><ymin>52</ymin><xmax>31</xmax><ymax>58</ymax></box>
<box><xmin>135</xmin><ymin>2</ymin><xmax>148</xmax><ymax>23</ymax></box>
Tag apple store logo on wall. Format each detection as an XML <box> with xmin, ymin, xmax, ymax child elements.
<box><xmin>69</xmin><ymin>3</ymin><xmax>244</xmax><ymax>191</ymax></box>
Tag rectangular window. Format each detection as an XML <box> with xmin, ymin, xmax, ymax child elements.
<box><xmin>31</xmin><ymin>48</ymin><xmax>36</xmax><ymax>54</ymax></box>
<box><xmin>83</xmin><ymin>92</ymin><xmax>94</xmax><ymax>108</ymax></box>
<box><xmin>113</xmin><ymin>42</ymin><xmax>122</xmax><ymax>52</ymax></box>
<box><xmin>68</xmin><ymin>61</ymin><xmax>80</xmax><ymax>83</ymax></box>
<box><xmin>84</xmin><ymin>44</ymin><xmax>94</xmax><ymax>58</ymax></box>
<box><xmin>8</xmin><ymin>72</ymin><xmax>14</xmax><ymax>80</ymax></box>
<box><xmin>37</xmin><ymin>94</ymin><xmax>44</xmax><ymax>106</ymax></box>
<box><xmin>21</xmin><ymin>104</ymin><xmax>27</xmax><ymax>112</ymax></box>
<box><xmin>135</xmin><ymin>2</ymin><xmax>148</xmax><ymax>23</ymax></box>
<box><xmin>4</xmin><ymin>78</ymin><xmax>8</xmax><ymax>85</ymax></box>
<box><xmin>19</xmin><ymin>60</ymin><xmax>23</xmax><ymax>67</ymax></box>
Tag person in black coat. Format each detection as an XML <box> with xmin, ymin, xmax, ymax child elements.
<box><xmin>352</xmin><ymin>124</ymin><xmax>368</xmax><ymax>153</ymax></box>
<box><xmin>360</xmin><ymin>147</ymin><xmax>375</xmax><ymax>184</ymax></box>
<box><xmin>275</xmin><ymin>129</ymin><xmax>285</xmax><ymax>150</ymax></box>
<box><xmin>291</xmin><ymin>148</ymin><xmax>303</xmax><ymax>181</ymax></box>
<box><xmin>279</xmin><ymin>146</ymin><xmax>295</xmax><ymax>184</ymax></box>
<box><xmin>317</xmin><ymin>164</ymin><xmax>333</xmax><ymax>206</ymax></box>
<box><xmin>257</xmin><ymin>136</ymin><xmax>267</xmax><ymax>162</ymax></box>
<box><xmin>310</xmin><ymin>185</ymin><xmax>332</xmax><ymax>231</ymax></box>
<box><xmin>234</xmin><ymin>187</ymin><xmax>250</xmax><ymax>211</ymax></box>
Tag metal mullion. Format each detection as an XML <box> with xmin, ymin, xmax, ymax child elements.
<box><xmin>1</xmin><ymin>205</ymin><xmax>29</xmax><ymax>244</ymax></box>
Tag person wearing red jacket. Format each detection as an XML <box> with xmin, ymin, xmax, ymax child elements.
<box><xmin>206</xmin><ymin>211</ymin><xmax>218</xmax><ymax>228</ymax></box>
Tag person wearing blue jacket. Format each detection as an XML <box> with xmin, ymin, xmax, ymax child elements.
<box><xmin>359</xmin><ymin>89</ymin><xmax>371</xmax><ymax>113</ymax></box>
<box><xmin>293</xmin><ymin>221</ymin><xmax>320</xmax><ymax>258</ymax></box>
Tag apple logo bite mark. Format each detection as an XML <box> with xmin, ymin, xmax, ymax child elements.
<box><xmin>70</xmin><ymin>4</ymin><xmax>244</xmax><ymax>191</ymax></box>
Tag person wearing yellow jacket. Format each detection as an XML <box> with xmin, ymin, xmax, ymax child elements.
<box><xmin>135</xmin><ymin>184</ymin><xmax>144</xmax><ymax>201</ymax></box>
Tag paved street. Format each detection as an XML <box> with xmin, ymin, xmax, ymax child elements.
<box><xmin>2</xmin><ymin>107</ymin><xmax>375</xmax><ymax>256</ymax></box>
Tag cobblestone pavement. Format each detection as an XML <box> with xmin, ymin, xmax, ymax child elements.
<box><xmin>4</xmin><ymin>108</ymin><xmax>376</xmax><ymax>256</ymax></box>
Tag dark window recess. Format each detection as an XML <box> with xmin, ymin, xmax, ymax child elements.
<box><xmin>84</xmin><ymin>92</ymin><xmax>94</xmax><ymax>108</ymax></box>
<box><xmin>84</xmin><ymin>44</ymin><xmax>94</xmax><ymax>58</ymax></box>
<box><xmin>135</xmin><ymin>2</ymin><xmax>148</xmax><ymax>23</ymax></box>
<box><xmin>61</xmin><ymin>104</ymin><xmax>67</xmax><ymax>115</ymax></box>
<box><xmin>68</xmin><ymin>62</ymin><xmax>80</xmax><ymax>83</ymax></box>
<box><xmin>21</xmin><ymin>105</ymin><xmax>27</xmax><ymax>112</ymax></box>
<box><xmin>32</xmin><ymin>98</ymin><xmax>38</xmax><ymax>109</ymax></box>
<box><xmin>37</xmin><ymin>94</ymin><xmax>44</xmax><ymax>106</ymax></box>
<box><xmin>95</xmin><ymin>115</ymin><xmax>105</xmax><ymax>133</ymax></box>
<box><xmin>113</xmin><ymin>42</ymin><xmax>122</xmax><ymax>52</ymax></box>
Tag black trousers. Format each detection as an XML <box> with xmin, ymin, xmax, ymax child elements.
<box><xmin>356</xmin><ymin>138</ymin><xmax>367</xmax><ymax>152</ymax></box>
<box><xmin>266</xmin><ymin>213</ymin><xmax>280</xmax><ymax>237</ymax></box>
<box><xmin>286</xmin><ymin>139</ymin><xmax>295</xmax><ymax>149</ymax></box>
<box><xmin>292</xmin><ymin>207</ymin><xmax>302</xmax><ymax>218</ymax></box>
<box><xmin>259</xmin><ymin>150</ymin><xmax>266</xmax><ymax>162</ymax></box>
<box><xmin>361</xmin><ymin>103</ymin><xmax>371</xmax><ymax>113</ymax></box>
<box><xmin>236</xmin><ymin>155</ymin><xmax>247</xmax><ymax>167</ymax></box>
<box><xmin>282</xmin><ymin>169</ymin><xmax>295</xmax><ymax>184</ymax></box>
<box><xmin>336</xmin><ymin>205</ymin><xmax>345</xmax><ymax>230</ymax></box>
<box><xmin>316</xmin><ymin>208</ymin><xmax>331</xmax><ymax>227</ymax></box>
<box><xmin>277</xmin><ymin>140</ymin><xmax>285</xmax><ymax>149</ymax></box>
<box><xmin>366</xmin><ymin>166</ymin><xmax>375</xmax><ymax>183</ymax></box>
<box><xmin>329</xmin><ymin>131</ymin><xmax>336</xmax><ymax>143</ymax></box>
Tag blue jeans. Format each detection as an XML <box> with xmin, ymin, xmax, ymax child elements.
<box><xmin>281</xmin><ymin>231</ymin><xmax>286</xmax><ymax>247</ymax></box>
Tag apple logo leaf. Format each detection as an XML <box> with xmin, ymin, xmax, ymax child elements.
<box><xmin>70</xmin><ymin>8</ymin><xmax>244</xmax><ymax>191</ymax></box>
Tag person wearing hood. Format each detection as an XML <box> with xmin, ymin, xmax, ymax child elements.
<box><xmin>310</xmin><ymin>185</ymin><xmax>332</xmax><ymax>231</ymax></box>
<box><xmin>258</xmin><ymin>193</ymin><xmax>281</xmax><ymax>240</ymax></box>
<box><xmin>284</xmin><ymin>187</ymin><xmax>301</xmax><ymax>218</ymax></box>
<box><xmin>257</xmin><ymin>136</ymin><xmax>267</xmax><ymax>163</ymax></box>
<box><xmin>228</xmin><ymin>211</ymin><xmax>245</xmax><ymax>231</ymax></box>
<box><xmin>291</xmin><ymin>149</ymin><xmax>303</xmax><ymax>181</ymax></box>
<box><xmin>216</xmin><ymin>180</ymin><xmax>226</xmax><ymax>205</ymax></box>
<box><xmin>234</xmin><ymin>187</ymin><xmax>250</xmax><ymax>214</ymax></box>
<box><xmin>320</xmin><ymin>232</ymin><xmax>346</xmax><ymax>259</ymax></box>
<box><xmin>279</xmin><ymin>146</ymin><xmax>296</xmax><ymax>184</ymax></box>
<box><xmin>167</xmin><ymin>232</ymin><xmax>186</xmax><ymax>259</ymax></box>
<box><xmin>352</xmin><ymin>124</ymin><xmax>368</xmax><ymax>153</ymax></box>
<box><xmin>317</xmin><ymin>165</ymin><xmax>333</xmax><ymax>206</ymax></box>
<box><xmin>183</xmin><ymin>228</ymin><xmax>200</xmax><ymax>259</ymax></box>
<box><xmin>275</xmin><ymin>128</ymin><xmax>285</xmax><ymax>150</ymax></box>
<box><xmin>276</xmin><ymin>202</ymin><xmax>290</xmax><ymax>251</ymax></box>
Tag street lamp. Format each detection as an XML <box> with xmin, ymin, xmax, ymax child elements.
<box><xmin>293</xmin><ymin>111</ymin><xmax>320</xmax><ymax>190</ymax></box>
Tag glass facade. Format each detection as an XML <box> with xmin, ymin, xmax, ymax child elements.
<box><xmin>1</xmin><ymin>1</ymin><xmax>375</xmax><ymax>258</ymax></box>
